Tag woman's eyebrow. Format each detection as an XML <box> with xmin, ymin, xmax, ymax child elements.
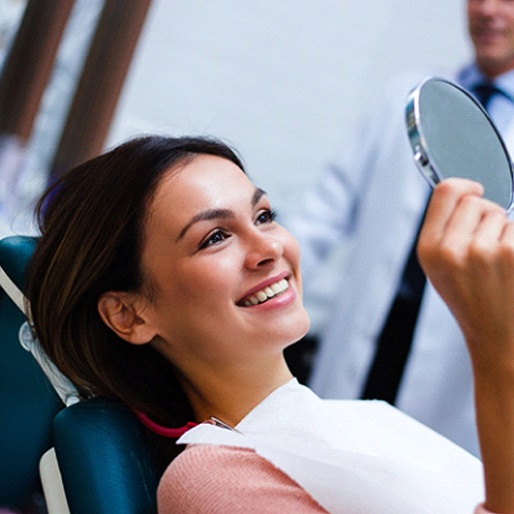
<box><xmin>252</xmin><ymin>187</ymin><xmax>266</xmax><ymax>206</ymax></box>
<box><xmin>176</xmin><ymin>187</ymin><xmax>267</xmax><ymax>242</ymax></box>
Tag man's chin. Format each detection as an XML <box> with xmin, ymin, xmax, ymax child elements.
<box><xmin>476</xmin><ymin>51</ymin><xmax>514</xmax><ymax>77</ymax></box>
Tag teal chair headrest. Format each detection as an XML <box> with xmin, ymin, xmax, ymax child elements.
<box><xmin>53</xmin><ymin>398</ymin><xmax>160</xmax><ymax>514</ymax></box>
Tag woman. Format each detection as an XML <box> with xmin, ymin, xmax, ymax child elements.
<box><xmin>27</xmin><ymin>135</ymin><xmax>514</xmax><ymax>513</ymax></box>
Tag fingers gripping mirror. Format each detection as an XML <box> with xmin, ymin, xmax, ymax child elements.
<box><xmin>405</xmin><ymin>76</ymin><xmax>514</xmax><ymax>211</ymax></box>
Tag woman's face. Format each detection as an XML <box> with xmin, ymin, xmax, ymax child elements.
<box><xmin>138</xmin><ymin>154</ymin><xmax>310</xmax><ymax>370</ymax></box>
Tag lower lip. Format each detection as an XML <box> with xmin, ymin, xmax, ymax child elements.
<box><xmin>243</xmin><ymin>287</ymin><xmax>297</xmax><ymax>311</ymax></box>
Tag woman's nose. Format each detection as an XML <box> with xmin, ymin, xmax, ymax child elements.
<box><xmin>244</xmin><ymin>230</ymin><xmax>283</xmax><ymax>269</ymax></box>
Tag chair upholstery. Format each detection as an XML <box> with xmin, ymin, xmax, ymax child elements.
<box><xmin>52</xmin><ymin>398</ymin><xmax>160</xmax><ymax>514</ymax></box>
<box><xmin>0</xmin><ymin>236</ymin><xmax>61</xmax><ymax>509</ymax></box>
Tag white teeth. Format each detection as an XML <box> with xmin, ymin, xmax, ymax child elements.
<box><xmin>256</xmin><ymin>291</ymin><xmax>268</xmax><ymax>302</ymax></box>
<box><xmin>242</xmin><ymin>279</ymin><xmax>289</xmax><ymax>306</ymax></box>
<box><xmin>271</xmin><ymin>282</ymin><xmax>282</xmax><ymax>293</ymax></box>
<box><xmin>275</xmin><ymin>279</ymin><xmax>288</xmax><ymax>293</ymax></box>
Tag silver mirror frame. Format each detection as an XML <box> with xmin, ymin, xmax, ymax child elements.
<box><xmin>405</xmin><ymin>76</ymin><xmax>514</xmax><ymax>212</ymax></box>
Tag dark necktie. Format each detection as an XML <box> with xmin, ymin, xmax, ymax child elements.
<box><xmin>361</xmin><ymin>82</ymin><xmax>500</xmax><ymax>404</ymax></box>
<box><xmin>473</xmin><ymin>82</ymin><xmax>502</xmax><ymax>110</ymax></box>
<box><xmin>360</xmin><ymin>215</ymin><xmax>426</xmax><ymax>404</ymax></box>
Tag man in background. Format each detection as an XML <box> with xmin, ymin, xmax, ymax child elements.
<box><xmin>288</xmin><ymin>0</ymin><xmax>514</xmax><ymax>457</ymax></box>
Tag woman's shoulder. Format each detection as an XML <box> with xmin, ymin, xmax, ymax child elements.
<box><xmin>157</xmin><ymin>444</ymin><xmax>327</xmax><ymax>513</ymax></box>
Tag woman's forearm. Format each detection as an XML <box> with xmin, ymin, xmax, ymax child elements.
<box><xmin>474</xmin><ymin>367</ymin><xmax>514</xmax><ymax>513</ymax></box>
<box><xmin>417</xmin><ymin>179</ymin><xmax>514</xmax><ymax>513</ymax></box>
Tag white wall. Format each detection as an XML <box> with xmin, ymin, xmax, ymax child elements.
<box><xmin>109</xmin><ymin>0</ymin><xmax>471</xmax><ymax>211</ymax></box>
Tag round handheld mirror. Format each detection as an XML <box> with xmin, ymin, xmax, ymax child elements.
<box><xmin>405</xmin><ymin>76</ymin><xmax>514</xmax><ymax>211</ymax></box>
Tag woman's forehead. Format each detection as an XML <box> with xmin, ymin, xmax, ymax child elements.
<box><xmin>149</xmin><ymin>154</ymin><xmax>258</xmax><ymax>221</ymax></box>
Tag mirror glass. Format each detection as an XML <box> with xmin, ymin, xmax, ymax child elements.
<box><xmin>405</xmin><ymin>76</ymin><xmax>514</xmax><ymax>211</ymax></box>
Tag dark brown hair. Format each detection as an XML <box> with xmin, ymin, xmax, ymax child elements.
<box><xmin>26</xmin><ymin>135</ymin><xmax>245</xmax><ymax>438</ymax></box>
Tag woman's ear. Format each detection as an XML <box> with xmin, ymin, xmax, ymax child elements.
<box><xmin>97</xmin><ymin>291</ymin><xmax>157</xmax><ymax>345</ymax></box>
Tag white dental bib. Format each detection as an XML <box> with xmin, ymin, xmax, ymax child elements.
<box><xmin>178</xmin><ymin>379</ymin><xmax>484</xmax><ymax>513</ymax></box>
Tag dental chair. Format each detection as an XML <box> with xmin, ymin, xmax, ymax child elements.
<box><xmin>0</xmin><ymin>235</ymin><xmax>163</xmax><ymax>514</ymax></box>
<box><xmin>0</xmin><ymin>235</ymin><xmax>61</xmax><ymax>511</ymax></box>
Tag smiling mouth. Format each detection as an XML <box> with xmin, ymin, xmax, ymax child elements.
<box><xmin>238</xmin><ymin>279</ymin><xmax>289</xmax><ymax>307</ymax></box>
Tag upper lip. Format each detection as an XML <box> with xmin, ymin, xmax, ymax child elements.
<box><xmin>236</xmin><ymin>271</ymin><xmax>290</xmax><ymax>304</ymax></box>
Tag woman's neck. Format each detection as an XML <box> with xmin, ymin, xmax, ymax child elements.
<box><xmin>180</xmin><ymin>355</ymin><xmax>293</xmax><ymax>428</ymax></box>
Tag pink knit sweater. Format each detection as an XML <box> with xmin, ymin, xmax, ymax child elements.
<box><xmin>158</xmin><ymin>444</ymin><xmax>497</xmax><ymax>513</ymax></box>
<box><xmin>157</xmin><ymin>444</ymin><xmax>327</xmax><ymax>513</ymax></box>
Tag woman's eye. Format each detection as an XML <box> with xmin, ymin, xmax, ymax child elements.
<box><xmin>256</xmin><ymin>209</ymin><xmax>277</xmax><ymax>225</ymax></box>
<box><xmin>199</xmin><ymin>229</ymin><xmax>229</xmax><ymax>249</ymax></box>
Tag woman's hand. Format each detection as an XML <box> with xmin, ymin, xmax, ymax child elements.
<box><xmin>418</xmin><ymin>178</ymin><xmax>514</xmax><ymax>374</ymax></box>
<box><xmin>418</xmin><ymin>178</ymin><xmax>514</xmax><ymax>513</ymax></box>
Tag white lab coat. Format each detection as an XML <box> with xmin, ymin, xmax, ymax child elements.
<box><xmin>288</xmin><ymin>67</ymin><xmax>514</xmax><ymax>457</ymax></box>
